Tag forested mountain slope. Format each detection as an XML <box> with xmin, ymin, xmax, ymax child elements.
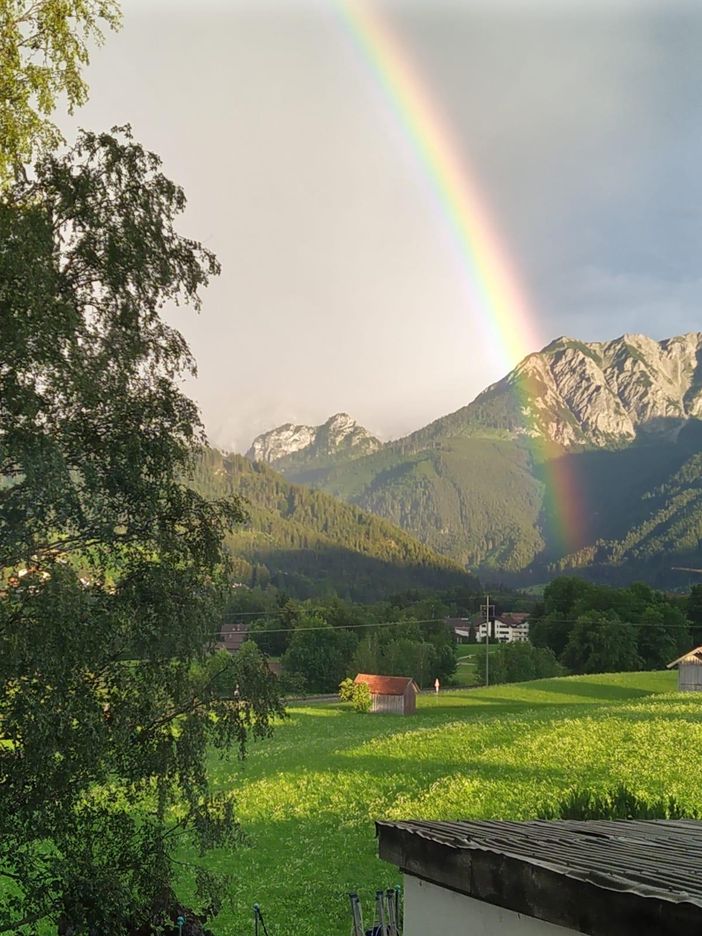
<box><xmin>190</xmin><ymin>449</ymin><xmax>478</xmax><ymax>599</ymax></box>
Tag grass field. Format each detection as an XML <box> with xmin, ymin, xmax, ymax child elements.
<box><xmin>454</xmin><ymin>641</ymin><xmax>494</xmax><ymax>685</ymax></box>
<box><xmin>181</xmin><ymin>669</ymin><xmax>702</xmax><ymax>936</ymax></box>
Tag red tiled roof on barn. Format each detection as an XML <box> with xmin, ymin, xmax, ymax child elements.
<box><xmin>354</xmin><ymin>674</ymin><xmax>419</xmax><ymax>696</ymax></box>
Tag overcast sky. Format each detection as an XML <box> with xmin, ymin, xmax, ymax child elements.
<box><xmin>64</xmin><ymin>0</ymin><xmax>702</xmax><ymax>451</ymax></box>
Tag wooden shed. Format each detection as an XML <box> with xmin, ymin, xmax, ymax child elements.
<box><xmin>354</xmin><ymin>674</ymin><xmax>419</xmax><ymax>715</ymax></box>
<box><xmin>667</xmin><ymin>646</ymin><xmax>702</xmax><ymax>691</ymax></box>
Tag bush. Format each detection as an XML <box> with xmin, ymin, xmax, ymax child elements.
<box><xmin>339</xmin><ymin>678</ymin><xmax>372</xmax><ymax>713</ymax></box>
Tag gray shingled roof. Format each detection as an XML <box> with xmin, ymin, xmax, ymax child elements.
<box><xmin>377</xmin><ymin>819</ymin><xmax>702</xmax><ymax>936</ymax></box>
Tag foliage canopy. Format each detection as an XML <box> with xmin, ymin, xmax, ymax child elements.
<box><xmin>0</xmin><ymin>128</ymin><xmax>284</xmax><ymax>935</ymax></box>
<box><xmin>0</xmin><ymin>0</ymin><xmax>121</xmax><ymax>187</ymax></box>
<box><xmin>338</xmin><ymin>677</ymin><xmax>372</xmax><ymax>713</ymax></box>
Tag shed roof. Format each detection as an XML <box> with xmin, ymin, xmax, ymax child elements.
<box><xmin>667</xmin><ymin>646</ymin><xmax>702</xmax><ymax>668</ymax></box>
<box><xmin>354</xmin><ymin>674</ymin><xmax>418</xmax><ymax>695</ymax></box>
<box><xmin>377</xmin><ymin>819</ymin><xmax>702</xmax><ymax>936</ymax></box>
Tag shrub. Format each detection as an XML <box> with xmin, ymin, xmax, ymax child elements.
<box><xmin>339</xmin><ymin>678</ymin><xmax>372</xmax><ymax>713</ymax></box>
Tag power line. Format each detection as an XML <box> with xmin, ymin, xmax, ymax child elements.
<box><xmin>530</xmin><ymin>619</ymin><xmax>695</xmax><ymax>630</ymax></box>
<box><xmin>216</xmin><ymin>614</ymin><xmax>699</xmax><ymax>639</ymax></box>
<box><xmin>216</xmin><ymin>615</ymin><xmax>452</xmax><ymax>636</ymax></box>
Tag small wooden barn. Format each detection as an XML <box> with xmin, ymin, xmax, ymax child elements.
<box><xmin>667</xmin><ymin>646</ymin><xmax>702</xmax><ymax>691</ymax></box>
<box><xmin>354</xmin><ymin>674</ymin><xmax>419</xmax><ymax>715</ymax></box>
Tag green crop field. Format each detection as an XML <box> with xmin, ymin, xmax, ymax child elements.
<box><xmin>176</xmin><ymin>670</ymin><xmax>702</xmax><ymax>936</ymax></box>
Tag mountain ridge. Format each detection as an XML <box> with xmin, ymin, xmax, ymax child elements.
<box><xmin>190</xmin><ymin>449</ymin><xmax>477</xmax><ymax>600</ymax></box>
<box><xmin>243</xmin><ymin>332</ymin><xmax>702</xmax><ymax>585</ymax></box>
<box><xmin>248</xmin><ymin>332</ymin><xmax>702</xmax><ymax>464</ymax></box>
<box><xmin>390</xmin><ymin>331</ymin><xmax>702</xmax><ymax>453</ymax></box>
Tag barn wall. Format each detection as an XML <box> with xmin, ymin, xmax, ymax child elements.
<box><xmin>679</xmin><ymin>664</ymin><xmax>702</xmax><ymax>692</ymax></box>
<box><xmin>371</xmin><ymin>693</ymin><xmax>405</xmax><ymax>714</ymax></box>
<box><xmin>404</xmin><ymin>687</ymin><xmax>417</xmax><ymax>715</ymax></box>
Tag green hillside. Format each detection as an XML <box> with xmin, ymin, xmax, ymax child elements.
<box><xmin>189</xmin><ymin>449</ymin><xmax>478</xmax><ymax>599</ymax></box>
<box><xmin>302</xmin><ymin>436</ymin><xmax>546</xmax><ymax>570</ymax></box>
<box><xmin>554</xmin><ymin>427</ymin><xmax>702</xmax><ymax>585</ymax></box>
<box><xmin>250</xmin><ymin>336</ymin><xmax>702</xmax><ymax>586</ymax></box>
<box><xmin>281</xmin><ymin>422</ymin><xmax>702</xmax><ymax>585</ymax></box>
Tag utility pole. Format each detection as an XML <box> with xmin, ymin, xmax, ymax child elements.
<box><xmin>480</xmin><ymin>594</ymin><xmax>495</xmax><ymax>687</ymax></box>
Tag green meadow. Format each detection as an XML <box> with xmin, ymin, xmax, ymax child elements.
<box><xmin>187</xmin><ymin>670</ymin><xmax>702</xmax><ymax>936</ymax></box>
<box><xmin>454</xmin><ymin>641</ymin><xmax>496</xmax><ymax>685</ymax></box>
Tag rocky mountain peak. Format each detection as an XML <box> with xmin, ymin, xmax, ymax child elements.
<box><xmin>246</xmin><ymin>413</ymin><xmax>381</xmax><ymax>467</ymax></box>
<box><xmin>496</xmin><ymin>331</ymin><xmax>702</xmax><ymax>446</ymax></box>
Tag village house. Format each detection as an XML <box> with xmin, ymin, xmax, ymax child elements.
<box><xmin>217</xmin><ymin>622</ymin><xmax>248</xmax><ymax>654</ymax></box>
<box><xmin>667</xmin><ymin>646</ymin><xmax>702</xmax><ymax>691</ymax></box>
<box><xmin>354</xmin><ymin>674</ymin><xmax>418</xmax><ymax>715</ymax></box>
<box><xmin>450</xmin><ymin>612</ymin><xmax>530</xmax><ymax>644</ymax></box>
<box><xmin>377</xmin><ymin>818</ymin><xmax>702</xmax><ymax>935</ymax></box>
<box><xmin>446</xmin><ymin>617</ymin><xmax>472</xmax><ymax>642</ymax></box>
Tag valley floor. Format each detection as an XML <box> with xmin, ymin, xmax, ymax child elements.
<box><xmin>188</xmin><ymin>670</ymin><xmax>697</xmax><ymax>936</ymax></box>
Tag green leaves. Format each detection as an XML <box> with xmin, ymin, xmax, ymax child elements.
<box><xmin>0</xmin><ymin>1</ymin><xmax>121</xmax><ymax>188</ymax></box>
<box><xmin>1</xmin><ymin>127</ymin><xmax>228</xmax><ymax>570</ymax></box>
<box><xmin>0</xmin><ymin>129</ymin><xmax>282</xmax><ymax>933</ymax></box>
<box><xmin>338</xmin><ymin>678</ymin><xmax>371</xmax><ymax>713</ymax></box>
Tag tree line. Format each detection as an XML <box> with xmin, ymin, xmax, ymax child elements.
<box><xmin>238</xmin><ymin>593</ymin><xmax>465</xmax><ymax>693</ymax></box>
<box><xmin>527</xmin><ymin>577</ymin><xmax>697</xmax><ymax>674</ymax></box>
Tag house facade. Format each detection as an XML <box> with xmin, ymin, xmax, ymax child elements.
<box><xmin>476</xmin><ymin>612</ymin><xmax>530</xmax><ymax>643</ymax></box>
<box><xmin>449</xmin><ymin>613</ymin><xmax>530</xmax><ymax>644</ymax></box>
<box><xmin>217</xmin><ymin>622</ymin><xmax>248</xmax><ymax>653</ymax></box>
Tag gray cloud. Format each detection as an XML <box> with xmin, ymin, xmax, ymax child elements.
<box><xmin>61</xmin><ymin>0</ymin><xmax>702</xmax><ymax>450</ymax></box>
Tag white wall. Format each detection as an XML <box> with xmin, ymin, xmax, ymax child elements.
<box><xmin>403</xmin><ymin>875</ymin><xmax>579</xmax><ymax>936</ymax></box>
<box><xmin>475</xmin><ymin>622</ymin><xmax>529</xmax><ymax>643</ymax></box>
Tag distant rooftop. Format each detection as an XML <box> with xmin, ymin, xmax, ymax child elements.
<box><xmin>378</xmin><ymin>819</ymin><xmax>702</xmax><ymax>936</ymax></box>
<box><xmin>354</xmin><ymin>674</ymin><xmax>417</xmax><ymax>696</ymax></box>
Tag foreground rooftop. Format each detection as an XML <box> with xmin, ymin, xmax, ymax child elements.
<box><xmin>377</xmin><ymin>819</ymin><xmax>702</xmax><ymax>935</ymax></box>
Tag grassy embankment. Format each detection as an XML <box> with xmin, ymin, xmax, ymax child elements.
<box><xmin>453</xmin><ymin>641</ymin><xmax>495</xmax><ymax>685</ymax></box>
<box><xmin>178</xmin><ymin>669</ymin><xmax>702</xmax><ymax>936</ymax></box>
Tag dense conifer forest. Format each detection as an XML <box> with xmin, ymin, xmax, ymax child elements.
<box><xmin>189</xmin><ymin>448</ymin><xmax>478</xmax><ymax>600</ymax></box>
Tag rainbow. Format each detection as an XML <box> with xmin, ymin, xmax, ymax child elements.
<box><xmin>334</xmin><ymin>0</ymin><xmax>586</xmax><ymax>554</ymax></box>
